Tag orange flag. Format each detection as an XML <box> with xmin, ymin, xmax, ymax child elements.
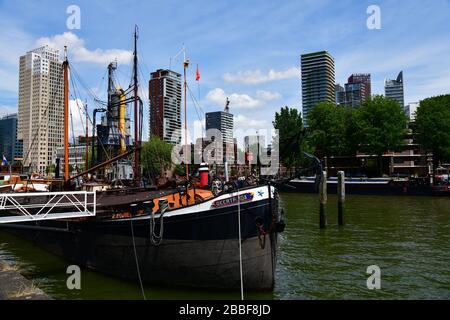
<box><xmin>195</xmin><ymin>64</ymin><xmax>200</xmax><ymax>81</ymax></box>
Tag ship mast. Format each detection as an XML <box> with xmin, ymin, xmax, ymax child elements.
<box><xmin>133</xmin><ymin>25</ymin><xmax>141</xmax><ymax>186</ymax></box>
<box><xmin>85</xmin><ymin>102</ymin><xmax>89</xmax><ymax>174</ymax></box>
<box><xmin>183</xmin><ymin>55</ymin><xmax>189</xmax><ymax>181</ymax></box>
<box><xmin>63</xmin><ymin>46</ymin><xmax>69</xmax><ymax>182</ymax></box>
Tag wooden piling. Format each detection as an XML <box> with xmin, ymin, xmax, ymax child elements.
<box><xmin>319</xmin><ymin>171</ymin><xmax>327</xmax><ymax>229</ymax></box>
<box><xmin>337</xmin><ymin>171</ymin><xmax>345</xmax><ymax>226</ymax></box>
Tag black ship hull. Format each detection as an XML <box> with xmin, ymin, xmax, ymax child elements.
<box><xmin>1</xmin><ymin>185</ymin><xmax>281</xmax><ymax>290</ymax></box>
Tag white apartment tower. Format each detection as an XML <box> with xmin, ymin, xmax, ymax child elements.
<box><xmin>18</xmin><ymin>46</ymin><xmax>64</xmax><ymax>174</ymax></box>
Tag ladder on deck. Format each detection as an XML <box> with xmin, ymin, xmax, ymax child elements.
<box><xmin>0</xmin><ymin>191</ymin><xmax>96</xmax><ymax>224</ymax></box>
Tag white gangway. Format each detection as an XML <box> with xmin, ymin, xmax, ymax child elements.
<box><xmin>0</xmin><ymin>191</ymin><xmax>96</xmax><ymax>224</ymax></box>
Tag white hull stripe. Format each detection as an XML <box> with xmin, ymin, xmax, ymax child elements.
<box><xmin>110</xmin><ymin>185</ymin><xmax>276</xmax><ymax>222</ymax></box>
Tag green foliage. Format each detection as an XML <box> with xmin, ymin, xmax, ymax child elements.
<box><xmin>307</xmin><ymin>102</ymin><xmax>350</xmax><ymax>157</ymax></box>
<box><xmin>351</xmin><ymin>95</ymin><xmax>407</xmax><ymax>157</ymax></box>
<box><xmin>289</xmin><ymin>96</ymin><xmax>407</xmax><ymax>174</ymax></box>
<box><xmin>46</xmin><ymin>164</ymin><xmax>55</xmax><ymax>174</ymax></box>
<box><xmin>272</xmin><ymin>106</ymin><xmax>308</xmax><ymax>170</ymax></box>
<box><xmin>174</xmin><ymin>164</ymin><xmax>185</xmax><ymax>177</ymax></box>
<box><xmin>141</xmin><ymin>137</ymin><xmax>173</xmax><ymax>180</ymax></box>
<box><xmin>414</xmin><ymin>95</ymin><xmax>450</xmax><ymax>164</ymax></box>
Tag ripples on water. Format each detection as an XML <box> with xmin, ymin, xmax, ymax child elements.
<box><xmin>1</xmin><ymin>193</ymin><xmax>449</xmax><ymax>299</ymax></box>
<box><xmin>275</xmin><ymin>194</ymin><xmax>450</xmax><ymax>300</ymax></box>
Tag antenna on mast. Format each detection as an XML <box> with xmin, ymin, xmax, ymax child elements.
<box><xmin>170</xmin><ymin>44</ymin><xmax>185</xmax><ymax>70</ymax></box>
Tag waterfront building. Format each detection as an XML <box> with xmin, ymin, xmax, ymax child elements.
<box><xmin>335</xmin><ymin>84</ymin><xmax>345</xmax><ymax>106</ymax></box>
<box><xmin>347</xmin><ymin>73</ymin><xmax>371</xmax><ymax>101</ymax></box>
<box><xmin>0</xmin><ymin>113</ymin><xmax>23</xmax><ymax>163</ymax></box>
<box><xmin>244</xmin><ymin>135</ymin><xmax>266</xmax><ymax>162</ymax></box>
<box><xmin>325</xmin><ymin>128</ymin><xmax>431</xmax><ymax>178</ymax></box>
<box><xmin>17</xmin><ymin>46</ymin><xmax>64</xmax><ymax>174</ymax></box>
<box><xmin>404</xmin><ymin>102</ymin><xmax>420</xmax><ymax>121</ymax></box>
<box><xmin>205</xmin><ymin>110</ymin><xmax>234</xmax><ymax>162</ymax></box>
<box><xmin>301</xmin><ymin>51</ymin><xmax>335</xmax><ymax>125</ymax></box>
<box><xmin>385</xmin><ymin>71</ymin><xmax>405</xmax><ymax>108</ymax></box>
<box><xmin>344</xmin><ymin>82</ymin><xmax>367</xmax><ymax>108</ymax></box>
<box><xmin>149</xmin><ymin>69</ymin><xmax>182</xmax><ymax>145</ymax></box>
<box><xmin>53</xmin><ymin>145</ymin><xmax>86</xmax><ymax>172</ymax></box>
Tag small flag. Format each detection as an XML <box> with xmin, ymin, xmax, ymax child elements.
<box><xmin>195</xmin><ymin>64</ymin><xmax>200</xmax><ymax>81</ymax></box>
<box><xmin>1</xmin><ymin>155</ymin><xmax>8</xmax><ymax>166</ymax></box>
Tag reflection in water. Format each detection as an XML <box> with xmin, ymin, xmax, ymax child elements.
<box><xmin>1</xmin><ymin>193</ymin><xmax>449</xmax><ymax>299</ymax></box>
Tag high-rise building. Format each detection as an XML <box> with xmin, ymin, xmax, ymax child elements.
<box><xmin>344</xmin><ymin>82</ymin><xmax>367</xmax><ymax>108</ymax></box>
<box><xmin>205</xmin><ymin>110</ymin><xmax>234</xmax><ymax>161</ymax></box>
<box><xmin>385</xmin><ymin>71</ymin><xmax>405</xmax><ymax>108</ymax></box>
<box><xmin>149</xmin><ymin>69</ymin><xmax>182</xmax><ymax>145</ymax></box>
<box><xmin>348</xmin><ymin>73</ymin><xmax>371</xmax><ymax>101</ymax></box>
<box><xmin>301</xmin><ymin>51</ymin><xmax>335</xmax><ymax>124</ymax></box>
<box><xmin>17</xmin><ymin>46</ymin><xmax>64</xmax><ymax>174</ymax></box>
<box><xmin>335</xmin><ymin>84</ymin><xmax>345</xmax><ymax>106</ymax></box>
<box><xmin>404</xmin><ymin>102</ymin><xmax>420</xmax><ymax>121</ymax></box>
<box><xmin>0</xmin><ymin>113</ymin><xmax>22</xmax><ymax>163</ymax></box>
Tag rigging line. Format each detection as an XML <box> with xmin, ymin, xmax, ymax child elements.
<box><xmin>69</xmin><ymin>73</ymin><xmax>87</xmax><ymax>136</ymax></box>
<box><xmin>137</xmin><ymin>66</ymin><xmax>149</xmax><ymax>100</ymax></box>
<box><xmin>186</xmin><ymin>83</ymin><xmax>206</xmax><ymax>116</ymax></box>
<box><xmin>198</xmin><ymin>80</ymin><xmax>201</xmax><ymax>105</ymax></box>
<box><xmin>129</xmin><ymin>216</ymin><xmax>147</xmax><ymax>300</ymax></box>
<box><xmin>186</xmin><ymin>85</ymin><xmax>206</xmax><ymax>136</ymax></box>
<box><xmin>187</xmin><ymin>84</ymin><xmax>204</xmax><ymax>117</ymax></box>
<box><xmin>96</xmin><ymin>68</ymin><xmax>108</xmax><ymax>94</ymax></box>
<box><xmin>187</xmin><ymin>88</ymin><xmax>205</xmax><ymax>135</ymax></box>
<box><xmin>68</xmin><ymin>100</ymin><xmax>81</xmax><ymax>175</ymax></box>
<box><xmin>137</xmin><ymin>67</ymin><xmax>149</xmax><ymax>139</ymax></box>
<box><xmin>70</xmin><ymin>63</ymin><xmax>100</xmax><ymax>102</ymax></box>
<box><xmin>70</xmin><ymin>64</ymin><xmax>103</xmax><ymax>105</ymax></box>
<box><xmin>71</xmin><ymin>72</ymin><xmax>104</xmax><ymax>113</ymax></box>
<box><xmin>70</xmin><ymin>66</ymin><xmax>97</xmax><ymax>102</ymax></box>
<box><xmin>133</xmin><ymin>66</ymin><xmax>147</xmax><ymax>141</ymax></box>
<box><xmin>237</xmin><ymin>188</ymin><xmax>244</xmax><ymax>301</ymax></box>
<box><xmin>69</xmin><ymin>68</ymin><xmax>113</xmax><ymax>162</ymax></box>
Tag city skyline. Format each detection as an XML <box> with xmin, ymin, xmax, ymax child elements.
<box><xmin>0</xmin><ymin>0</ymin><xmax>450</xmax><ymax>141</ymax></box>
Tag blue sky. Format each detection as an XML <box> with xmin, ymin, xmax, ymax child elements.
<box><xmin>1</xmin><ymin>0</ymin><xmax>450</xmax><ymax>141</ymax></box>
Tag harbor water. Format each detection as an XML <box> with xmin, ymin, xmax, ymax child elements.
<box><xmin>0</xmin><ymin>193</ymin><xmax>449</xmax><ymax>300</ymax></box>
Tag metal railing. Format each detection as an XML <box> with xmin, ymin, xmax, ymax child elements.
<box><xmin>0</xmin><ymin>191</ymin><xmax>96</xmax><ymax>224</ymax></box>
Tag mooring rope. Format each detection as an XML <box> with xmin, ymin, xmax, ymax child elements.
<box><xmin>149</xmin><ymin>200</ymin><xmax>168</xmax><ymax>246</ymax></box>
<box><xmin>237</xmin><ymin>188</ymin><xmax>244</xmax><ymax>300</ymax></box>
<box><xmin>130</xmin><ymin>207</ymin><xmax>147</xmax><ymax>300</ymax></box>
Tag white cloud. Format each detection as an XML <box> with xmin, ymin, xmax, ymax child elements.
<box><xmin>223</xmin><ymin>67</ymin><xmax>299</xmax><ymax>85</ymax></box>
<box><xmin>206</xmin><ymin>88</ymin><xmax>260</xmax><ymax>109</ymax></box>
<box><xmin>234</xmin><ymin>114</ymin><xmax>268</xmax><ymax>129</ymax></box>
<box><xmin>0</xmin><ymin>105</ymin><xmax>17</xmax><ymax>117</ymax></box>
<box><xmin>256</xmin><ymin>90</ymin><xmax>281</xmax><ymax>101</ymax></box>
<box><xmin>36</xmin><ymin>32</ymin><xmax>133</xmax><ymax>66</ymax></box>
<box><xmin>206</xmin><ymin>88</ymin><xmax>281</xmax><ymax>109</ymax></box>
